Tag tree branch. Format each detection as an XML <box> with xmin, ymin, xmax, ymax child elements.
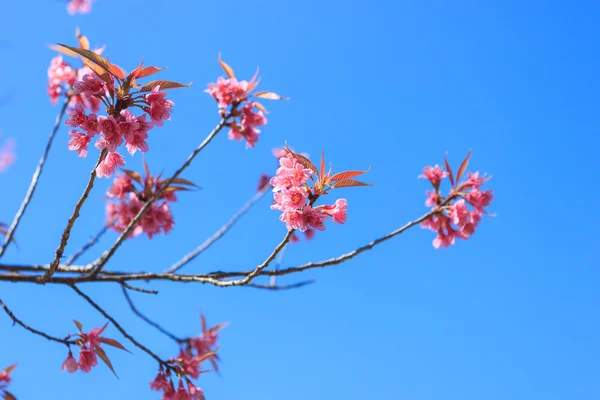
<box><xmin>0</xmin><ymin>94</ymin><xmax>72</xmax><ymax>258</ymax></box>
<box><xmin>0</xmin><ymin>298</ymin><xmax>75</xmax><ymax>345</ymax></box>
<box><xmin>90</xmin><ymin>115</ymin><xmax>232</xmax><ymax>276</ymax></box>
<box><xmin>166</xmin><ymin>184</ymin><xmax>271</xmax><ymax>274</ymax></box>
<box><xmin>42</xmin><ymin>150</ymin><xmax>107</xmax><ymax>282</ymax></box>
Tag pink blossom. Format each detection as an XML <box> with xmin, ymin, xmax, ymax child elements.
<box><xmin>107</xmin><ymin>174</ymin><xmax>134</xmax><ymax>199</ymax></box>
<box><xmin>205</xmin><ymin>77</ymin><xmax>249</xmax><ymax>108</ymax></box>
<box><xmin>464</xmin><ymin>171</ymin><xmax>486</xmax><ymax>189</ymax></box>
<box><xmin>78</xmin><ymin>348</ymin><xmax>98</xmax><ymax>373</ymax></box>
<box><xmin>270</xmin><ymin>154</ymin><xmax>312</xmax><ymax>189</ymax></box>
<box><xmin>433</xmin><ymin>231</ymin><xmax>455</xmax><ymax>249</ymax></box>
<box><xmin>150</xmin><ymin>372</ymin><xmax>172</xmax><ymax>393</ymax></box>
<box><xmin>97</xmin><ymin>116</ymin><xmax>122</xmax><ymax>152</ymax></box>
<box><xmin>144</xmin><ymin>86</ymin><xmax>174</xmax><ymax>127</ymax></box>
<box><xmin>62</xmin><ymin>352</ymin><xmax>78</xmax><ymax>373</ymax></box>
<box><xmin>241</xmin><ymin>103</ymin><xmax>267</xmax><ymax>127</ymax></box>
<box><xmin>86</xmin><ymin>327</ymin><xmax>103</xmax><ymax>349</ymax></box>
<box><xmin>301</xmin><ymin>206</ymin><xmax>327</xmax><ymax>231</ymax></box>
<box><xmin>96</xmin><ymin>152</ymin><xmax>125</xmax><ymax>178</ymax></box>
<box><xmin>0</xmin><ymin>139</ymin><xmax>15</xmax><ymax>173</ymax></box>
<box><xmin>191</xmin><ymin>331</ymin><xmax>218</xmax><ymax>355</ymax></box>
<box><xmin>304</xmin><ymin>228</ymin><xmax>316</xmax><ymax>241</ymax></box>
<box><xmin>321</xmin><ymin>199</ymin><xmax>348</xmax><ymax>224</ymax></box>
<box><xmin>118</xmin><ymin>110</ymin><xmax>140</xmax><ymax>138</ymax></box>
<box><xmin>271</xmin><ymin>186</ymin><xmax>308</xmax><ymax>211</ymax></box>
<box><xmin>47</xmin><ymin>56</ymin><xmax>77</xmax><ymax>104</ymax></box>
<box><xmin>74</xmin><ymin>73</ymin><xmax>105</xmax><ymax>96</ymax></box>
<box><xmin>65</xmin><ymin>102</ymin><xmax>87</xmax><ymax>127</ymax></box>
<box><xmin>187</xmin><ymin>382</ymin><xmax>205</xmax><ymax>400</ymax></box>
<box><xmin>466</xmin><ymin>189</ymin><xmax>494</xmax><ymax>212</ymax></box>
<box><xmin>419</xmin><ymin>165</ymin><xmax>447</xmax><ymax>187</ymax></box>
<box><xmin>425</xmin><ymin>190</ymin><xmax>438</xmax><ymax>207</ymax></box>
<box><xmin>68</xmin><ymin>130</ymin><xmax>91</xmax><ymax>158</ymax></box>
<box><xmin>80</xmin><ymin>113</ymin><xmax>100</xmax><ymax>135</ymax></box>
<box><xmin>280</xmin><ymin>209</ymin><xmax>305</xmax><ymax>231</ymax></box>
<box><xmin>67</xmin><ymin>0</ymin><xmax>93</xmax><ymax>15</ymax></box>
<box><xmin>179</xmin><ymin>352</ymin><xmax>201</xmax><ymax>379</ymax></box>
<box><xmin>449</xmin><ymin>200</ymin><xmax>471</xmax><ymax>228</ymax></box>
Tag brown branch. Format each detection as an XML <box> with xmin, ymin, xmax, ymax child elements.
<box><xmin>90</xmin><ymin>115</ymin><xmax>232</xmax><ymax>276</ymax></box>
<box><xmin>166</xmin><ymin>184</ymin><xmax>271</xmax><ymax>274</ymax></box>
<box><xmin>121</xmin><ymin>286</ymin><xmax>184</xmax><ymax>342</ymax></box>
<box><xmin>0</xmin><ymin>94</ymin><xmax>72</xmax><ymax>258</ymax></box>
<box><xmin>65</xmin><ymin>220</ymin><xmax>115</xmax><ymax>266</ymax></box>
<box><xmin>0</xmin><ymin>298</ymin><xmax>75</xmax><ymax>345</ymax></box>
<box><xmin>70</xmin><ymin>284</ymin><xmax>170</xmax><ymax>368</ymax></box>
<box><xmin>42</xmin><ymin>149</ymin><xmax>107</xmax><ymax>282</ymax></box>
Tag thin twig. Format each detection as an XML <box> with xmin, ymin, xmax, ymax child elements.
<box><xmin>121</xmin><ymin>282</ymin><xmax>158</xmax><ymax>295</ymax></box>
<box><xmin>42</xmin><ymin>150</ymin><xmax>107</xmax><ymax>282</ymax></box>
<box><xmin>0</xmin><ymin>298</ymin><xmax>75</xmax><ymax>345</ymax></box>
<box><xmin>121</xmin><ymin>286</ymin><xmax>184</xmax><ymax>342</ymax></box>
<box><xmin>65</xmin><ymin>220</ymin><xmax>115</xmax><ymax>266</ymax></box>
<box><xmin>166</xmin><ymin>184</ymin><xmax>271</xmax><ymax>274</ymax></box>
<box><xmin>90</xmin><ymin>115</ymin><xmax>231</xmax><ymax>276</ymax></box>
<box><xmin>246</xmin><ymin>279</ymin><xmax>316</xmax><ymax>291</ymax></box>
<box><xmin>0</xmin><ymin>94</ymin><xmax>72</xmax><ymax>258</ymax></box>
<box><xmin>70</xmin><ymin>284</ymin><xmax>169</xmax><ymax>368</ymax></box>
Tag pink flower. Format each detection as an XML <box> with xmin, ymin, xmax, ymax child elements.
<box><xmin>86</xmin><ymin>327</ymin><xmax>102</xmax><ymax>349</ymax></box>
<box><xmin>433</xmin><ymin>231</ymin><xmax>455</xmax><ymax>249</ymax></box>
<box><xmin>150</xmin><ymin>372</ymin><xmax>172</xmax><ymax>393</ymax></box>
<box><xmin>271</xmin><ymin>186</ymin><xmax>308</xmax><ymax>211</ymax></box>
<box><xmin>67</xmin><ymin>0</ymin><xmax>93</xmax><ymax>15</ymax></box>
<box><xmin>270</xmin><ymin>154</ymin><xmax>312</xmax><ymax>189</ymax></box>
<box><xmin>280</xmin><ymin>209</ymin><xmax>305</xmax><ymax>231</ymax></box>
<box><xmin>187</xmin><ymin>381</ymin><xmax>205</xmax><ymax>400</ymax></box>
<box><xmin>241</xmin><ymin>103</ymin><xmax>267</xmax><ymax>127</ymax></box>
<box><xmin>62</xmin><ymin>352</ymin><xmax>78</xmax><ymax>373</ymax></box>
<box><xmin>179</xmin><ymin>352</ymin><xmax>201</xmax><ymax>379</ymax></box>
<box><xmin>449</xmin><ymin>200</ymin><xmax>471</xmax><ymax>228</ymax></box>
<box><xmin>68</xmin><ymin>130</ymin><xmax>91</xmax><ymax>158</ymax></box>
<box><xmin>65</xmin><ymin>102</ymin><xmax>87</xmax><ymax>127</ymax></box>
<box><xmin>78</xmin><ymin>348</ymin><xmax>98</xmax><ymax>373</ymax></box>
<box><xmin>107</xmin><ymin>175</ymin><xmax>134</xmax><ymax>199</ymax></box>
<box><xmin>205</xmin><ymin>77</ymin><xmax>249</xmax><ymax>108</ymax></box>
<box><xmin>118</xmin><ymin>110</ymin><xmax>140</xmax><ymax>138</ymax></box>
<box><xmin>425</xmin><ymin>190</ymin><xmax>438</xmax><ymax>207</ymax></box>
<box><xmin>0</xmin><ymin>139</ymin><xmax>15</xmax><ymax>173</ymax></box>
<box><xmin>144</xmin><ymin>86</ymin><xmax>174</xmax><ymax>127</ymax></box>
<box><xmin>302</xmin><ymin>206</ymin><xmax>327</xmax><ymax>231</ymax></box>
<box><xmin>191</xmin><ymin>331</ymin><xmax>218</xmax><ymax>355</ymax></box>
<box><xmin>47</xmin><ymin>56</ymin><xmax>77</xmax><ymax>104</ymax></box>
<box><xmin>321</xmin><ymin>199</ymin><xmax>348</xmax><ymax>224</ymax></box>
<box><xmin>97</xmin><ymin>116</ymin><xmax>122</xmax><ymax>152</ymax></box>
<box><xmin>175</xmin><ymin>381</ymin><xmax>192</xmax><ymax>400</ymax></box>
<box><xmin>304</xmin><ymin>228</ymin><xmax>316</xmax><ymax>241</ymax></box>
<box><xmin>464</xmin><ymin>171</ymin><xmax>486</xmax><ymax>189</ymax></box>
<box><xmin>80</xmin><ymin>113</ymin><xmax>100</xmax><ymax>135</ymax></box>
<box><xmin>466</xmin><ymin>189</ymin><xmax>494</xmax><ymax>212</ymax></box>
<box><xmin>74</xmin><ymin>73</ymin><xmax>105</xmax><ymax>96</ymax></box>
<box><xmin>419</xmin><ymin>165</ymin><xmax>447</xmax><ymax>187</ymax></box>
<box><xmin>96</xmin><ymin>152</ymin><xmax>125</xmax><ymax>178</ymax></box>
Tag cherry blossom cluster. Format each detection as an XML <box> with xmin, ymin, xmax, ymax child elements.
<box><xmin>55</xmin><ymin>40</ymin><xmax>187</xmax><ymax>178</ymax></box>
<box><xmin>0</xmin><ymin>138</ymin><xmax>15</xmax><ymax>173</ymax></box>
<box><xmin>67</xmin><ymin>0</ymin><xmax>93</xmax><ymax>15</ymax></box>
<box><xmin>206</xmin><ymin>56</ymin><xmax>286</xmax><ymax>148</ymax></box>
<box><xmin>419</xmin><ymin>153</ymin><xmax>494</xmax><ymax>248</ymax></box>
<box><xmin>0</xmin><ymin>364</ymin><xmax>16</xmax><ymax>400</ymax></box>
<box><xmin>62</xmin><ymin>321</ymin><xmax>127</xmax><ymax>375</ymax></box>
<box><xmin>105</xmin><ymin>162</ymin><xmax>196</xmax><ymax>239</ymax></box>
<box><xmin>270</xmin><ymin>148</ymin><xmax>370</xmax><ymax>234</ymax></box>
<box><xmin>150</xmin><ymin>314</ymin><xmax>225</xmax><ymax>400</ymax></box>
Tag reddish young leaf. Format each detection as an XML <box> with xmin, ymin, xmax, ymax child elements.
<box><xmin>121</xmin><ymin>169</ymin><xmax>143</xmax><ymax>185</ymax></box>
<box><xmin>3</xmin><ymin>391</ymin><xmax>16</xmax><ymax>400</ymax></box>
<box><xmin>58</xmin><ymin>44</ymin><xmax>118</xmax><ymax>79</ymax></box>
<box><xmin>333</xmin><ymin>179</ymin><xmax>373</xmax><ymax>188</ymax></box>
<box><xmin>320</xmin><ymin>149</ymin><xmax>325</xmax><ymax>179</ymax></box>
<box><xmin>288</xmin><ymin>149</ymin><xmax>318</xmax><ymax>176</ymax></box>
<box><xmin>3</xmin><ymin>364</ymin><xmax>17</xmax><ymax>375</ymax></box>
<box><xmin>163</xmin><ymin>186</ymin><xmax>193</xmax><ymax>193</ymax></box>
<box><xmin>444</xmin><ymin>154</ymin><xmax>455</xmax><ymax>187</ymax></box>
<box><xmin>73</xmin><ymin>320</ymin><xmax>83</xmax><ymax>332</ymax></box>
<box><xmin>49</xmin><ymin>44</ymin><xmax>79</xmax><ymax>58</ymax></box>
<box><xmin>456</xmin><ymin>150</ymin><xmax>472</xmax><ymax>183</ymax></box>
<box><xmin>99</xmin><ymin>337</ymin><xmax>129</xmax><ymax>352</ymax></box>
<box><xmin>201</xmin><ymin>313</ymin><xmax>207</xmax><ymax>333</ymax></box>
<box><xmin>137</xmin><ymin>66</ymin><xmax>166</xmax><ymax>79</ymax></box>
<box><xmin>218</xmin><ymin>53</ymin><xmax>235</xmax><ymax>78</ymax></box>
<box><xmin>164</xmin><ymin>177</ymin><xmax>200</xmax><ymax>188</ymax></box>
<box><xmin>97</xmin><ymin>321</ymin><xmax>109</xmax><ymax>335</ymax></box>
<box><xmin>139</xmin><ymin>80</ymin><xmax>192</xmax><ymax>93</ymax></box>
<box><xmin>106</xmin><ymin>59</ymin><xmax>125</xmax><ymax>80</ymax></box>
<box><xmin>94</xmin><ymin>346</ymin><xmax>118</xmax><ymax>378</ymax></box>
<box><xmin>248</xmin><ymin>68</ymin><xmax>260</xmax><ymax>92</ymax></box>
<box><xmin>128</xmin><ymin>60</ymin><xmax>144</xmax><ymax>79</ymax></box>
<box><xmin>253</xmin><ymin>91</ymin><xmax>289</xmax><ymax>100</ymax></box>
<box><xmin>253</xmin><ymin>101</ymin><xmax>269</xmax><ymax>114</ymax></box>
<box><xmin>330</xmin><ymin>167</ymin><xmax>371</xmax><ymax>182</ymax></box>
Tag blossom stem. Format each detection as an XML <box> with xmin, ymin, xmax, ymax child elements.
<box><xmin>165</xmin><ymin>183</ymin><xmax>271</xmax><ymax>274</ymax></box>
<box><xmin>0</xmin><ymin>93</ymin><xmax>73</xmax><ymax>258</ymax></box>
<box><xmin>42</xmin><ymin>149</ymin><xmax>107</xmax><ymax>283</ymax></box>
<box><xmin>89</xmin><ymin>115</ymin><xmax>232</xmax><ymax>277</ymax></box>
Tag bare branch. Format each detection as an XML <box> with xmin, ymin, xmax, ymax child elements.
<box><xmin>90</xmin><ymin>115</ymin><xmax>232</xmax><ymax>276</ymax></box>
<box><xmin>70</xmin><ymin>285</ymin><xmax>170</xmax><ymax>368</ymax></box>
<box><xmin>246</xmin><ymin>279</ymin><xmax>316</xmax><ymax>291</ymax></box>
<box><xmin>42</xmin><ymin>150</ymin><xmax>107</xmax><ymax>282</ymax></box>
<box><xmin>0</xmin><ymin>298</ymin><xmax>75</xmax><ymax>345</ymax></box>
<box><xmin>65</xmin><ymin>220</ymin><xmax>115</xmax><ymax>266</ymax></box>
<box><xmin>0</xmin><ymin>94</ymin><xmax>72</xmax><ymax>258</ymax></box>
<box><xmin>121</xmin><ymin>282</ymin><xmax>158</xmax><ymax>295</ymax></box>
<box><xmin>166</xmin><ymin>184</ymin><xmax>271</xmax><ymax>274</ymax></box>
<box><xmin>122</xmin><ymin>286</ymin><xmax>184</xmax><ymax>342</ymax></box>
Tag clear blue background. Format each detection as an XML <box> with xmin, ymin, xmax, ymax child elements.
<box><xmin>1</xmin><ymin>0</ymin><xmax>599</xmax><ymax>399</ymax></box>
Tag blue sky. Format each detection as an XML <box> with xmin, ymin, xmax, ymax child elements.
<box><xmin>1</xmin><ymin>0</ymin><xmax>599</xmax><ymax>399</ymax></box>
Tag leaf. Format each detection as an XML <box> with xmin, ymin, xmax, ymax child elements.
<box><xmin>99</xmin><ymin>337</ymin><xmax>130</xmax><ymax>353</ymax></box>
<box><xmin>253</xmin><ymin>101</ymin><xmax>269</xmax><ymax>114</ymax></box>
<box><xmin>253</xmin><ymin>91</ymin><xmax>289</xmax><ymax>100</ymax></box>
<box><xmin>166</xmin><ymin>177</ymin><xmax>201</xmax><ymax>188</ymax></box>
<box><xmin>248</xmin><ymin>68</ymin><xmax>260</xmax><ymax>92</ymax></box>
<box><xmin>444</xmin><ymin>154</ymin><xmax>455</xmax><ymax>187</ymax></box>
<box><xmin>57</xmin><ymin>44</ymin><xmax>118</xmax><ymax>79</ymax></box>
<box><xmin>137</xmin><ymin>66</ymin><xmax>166</xmax><ymax>78</ymax></box>
<box><xmin>48</xmin><ymin>44</ymin><xmax>79</xmax><ymax>58</ymax></box>
<box><xmin>3</xmin><ymin>364</ymin><xmax>17</xmax><ymax>375</ymax></box>
<box><xmin>106</xmin><ymin>59</ymin><xmax>125</xmax><ymax>80</ymax></box>
<box><xmin>121</xmin><ymin>169</ymin><xmax>142</xmax><ymax>185</ymax></box>
<box><xmin>320</xmin><ymin>149</ymin><xmax>325</xmax><ymax>178</ymax></box>
<box><xmin>73</xmin><ymin>320</ymin><xmax>83</xmax><ymax>332</ymax></box>
<box><xmin>3</xmin><ymin>390</ymin><xmax>16</xmax><ymax>400</ymax></box>
<box><xmin>456</xmin><ymin>150</ymin><xmax>471</xmax><ymax>183</ymax></box>
<box><xmin>97</xmin><ymin>321</ymin><xmax>109</xmax><ymax>335</ymax></box>
<box><xmin>287</xmin><ymin>149</ymin><xmax>317</xmax><ymax>176</ymax></box>
<box><xmin>201</xmin><ymin>313</ymin><xmax>207</xmax><ymax>333</ymax></box>
<box><xmin>330</xmin><ymin>167</ymin><xmax>371</xmax><ymax>182</ymax></box>
<box><xmin>163</xmin><ymin>186</ymin><xmax>193</xmax><ymax>193</ymax></box>
<box><xmin>78</xmin><ymin>34</ymin><xmax>90</xmax><ymax>51</ymax></box>
<box><xmin>94</xmin><ymin>346</ymin><xmax>118</xmax><ymax>378</ymax></box>
<box><xmin>333</xmin><ymin>179</ymin><xmax>373</xmax><ymax>189</ymax></box>
<box><xmin>218</xmin><ymin>53</ymin><xmax>235</xmax><ymax>78</ymax></box>
<box><xmin>128</xmin><ymin>60</ymin><xmax>144</xmax><ymax>79</ymax></box>
<box><xmin>139</xmin><ymin>80</ymin><xmax>192</xmax><ymax>93</ymax></box>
